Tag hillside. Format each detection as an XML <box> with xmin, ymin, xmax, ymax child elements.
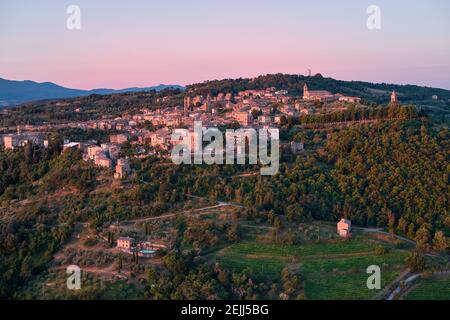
<box><xmin>187</xmin><ymin>74</ymin><xmax>450</xmax><ymax>122</ymax></box>
<box><xmin>0</xmin><ymin>120</ymin><xmax>448</xmax><ymax>300</ymax></box>
<box><xmin>1</xmin><ymin>74</ymin><xmax>450</xmax><ymax>127</ymax></box>
<box><xmin>0</xmin><ymin>77</ymin><xmax>184</xmax><ymax>107</ymax></box>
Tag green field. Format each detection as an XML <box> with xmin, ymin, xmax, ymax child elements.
<box><xmin>300</xmin><ymin>252</ymin><xmax>408</xmax><ymax>274</ymax></box>
<box><xmin>214</xmin><ymin>237</ymin><xmax>408</xmax><ymax>299</ymax></box>
<box><xmin>404</xmin><ymin>277</ymin><xmax>450</xmax><ymax>300</ymax></box>
<box><xmin>304</xmin><ymin>271</ymin><xmax>399</xmax><ymax>300</ymax></box>
<box><xmin>222</xmin><ymin>238</ymin><xmax>378</xmax><ymax>258</ymax></box>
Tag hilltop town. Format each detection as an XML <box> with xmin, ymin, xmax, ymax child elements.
<box><xmin>0</xmin><ymin>82</ymin><xmax>401</xmax><ymax>178</ymax></box>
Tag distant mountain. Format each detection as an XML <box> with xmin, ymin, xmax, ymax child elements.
<box><xmin>0</xmin><ymin>78</ymin><xmax>184</xmax><ymax>107</ymax></box>
<box><xmin>89</xmin><ymin>84</ymin><xmax>184</xmax><ymax>95</ymax></box>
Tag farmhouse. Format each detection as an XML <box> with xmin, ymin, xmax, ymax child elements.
<box><xmin>337</xmin><ymin>218</ymin><xmax>352</xmax><ymax>238</ymax></box>
<box><xmin>117</xmin><ymin>237</ymin><xmax>134</xmax><ymax>250</ymax></box>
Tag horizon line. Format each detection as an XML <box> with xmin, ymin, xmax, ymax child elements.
<box><xmin>1</xmin><ymin>73</ymin><xmax>450</xmax><ymax>92</ymax></box>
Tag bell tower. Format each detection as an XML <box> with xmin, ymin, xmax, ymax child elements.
<box><xmin>390</xmin><ymin>91</ymin><xmax>398</xmax><ymax>105</ymax></box>
<box><xmin>303</xmin><ymin>83</ymin><xmax>309</xmax><ymax>100</ymax></box>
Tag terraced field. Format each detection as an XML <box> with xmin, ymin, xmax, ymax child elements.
<box><xmin>404</xmin><ymin>277</ymin><xmax>450</xmax><ymax>300</ymax></box>
<box><xmin>220</xmin><ymin>238</ymin><xmax>378</xmax><ymax>257</ymax></box>
<box><xmin>300</xmin><ymin>252</ymin><xmax>407</xmax><ymax>273</ymax></box>
<box><xmin>304</xmin><ymin>271</ymin><xmax>400</xmax><ymax>300</ymax></box>
<box><xmin>214</xmin><ymin>237</ymin><xmax>408</xmax><ymax>299</ymax></box>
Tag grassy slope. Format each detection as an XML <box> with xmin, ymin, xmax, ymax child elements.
<box><xmin>404</xmin><ymin>278</ymin><xmax>450</xmax><ymax>300</ymax></box>
<box><xmin>214</xmin><ymin>237</ymin><xmax>407</xmax><ymax>299</ymax></box>
<box><xmin>220</xmin><ymin>238</ymin><xmax>377</xmax><ymax>258</ymax></box>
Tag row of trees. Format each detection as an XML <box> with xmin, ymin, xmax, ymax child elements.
<box><xmin>291</xmin><ymin>104</ymin><xmax>420</xmax><ymax>125</ymax></box>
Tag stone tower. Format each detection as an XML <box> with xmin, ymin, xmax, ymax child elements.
<box><xmin>390</xmin><ymin>91</ymin><xmax>398</xmax><ymax>104</ymax></box>
<box><xmin>184</xmin><ymin>96</ymin><xmax>191</xmax><ymax>113</ymax></box>
<box><xmin>303</xmin><ymin>83</ymin><xmax>309</xmax><ymax>100</ymax></box>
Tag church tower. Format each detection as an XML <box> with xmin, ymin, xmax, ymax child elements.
<box><xmin>184</xmin><ymin>96</ymin><xmax>191</xmax><ymax>113</ymax></box>
<box><xmin>390</xmin><ymin>91</ymin><xmax>398</xmax><ymax>105</ymax></box>
<box><xmin>303</xmin><ymin>83</ymin><xmax>309</xmax><ymax>100</ymax></box>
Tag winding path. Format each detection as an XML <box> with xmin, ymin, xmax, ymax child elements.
<box><xmin>352</xmin><ymin>226</ymin><xmax>416</xmax><ymax>245</ymax></box>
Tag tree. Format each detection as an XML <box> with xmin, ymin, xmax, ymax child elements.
<box><xmin>281</xmin><ymin>267</ymin><xmax>301</xmax><ymax>296</ymax></box>
<box><xmin>374</xmin><ymin>245</ymin><xmax>388</xmax><ymax>256</ymax></box>
<box><xmin>117</xmin><ymin>255</ymin><xmax>123</xmax><ymax>273</ymax></box>
<box><xmin>163</xmin><ymin>252</ymin><xmax>186</xmax><ymax>275</ymax></box>
<box><xmin>273</xmin><ymin>216</ymin><xmax>283</xmax><ymax>232</ymax></box>
<box><xmin>432</xmin><ymin>231</ymin><xmax>449</xmax><ymax>252</ymax></box>
<box><xmin>20</xmin><ymin>256</ymin><xmax>33</xmax><ymax>279</ymax></box>
<box><xmin>387</xmin><ymin>209</ymin><xmax>395</xmax><ymax>236</ymax></box>
<box><xmin>217</xmin><ymin>269</ymin><xmax>230</xmax><ymax>286</ymax></box>
<box><xmin>405</xmin><ymin>251</ymin><xmax>426</xmax><ymax>272</ymax></box>
<box><xmin>407</xmin><ymin>223</ymin><xmax>415</xmax><ymax>239</ymax></box>
<box><xmin>226</xmin><ymin>224</ymin><xmax>240</xmax><ymax>242</ymax></box>
<box><xmin>147</xmin><ymin>267</ymin><xmax>157</xmax><ymax>286</ymax></box>
<box><xmin>132</xmin><ymin>248</ymin><xmax>138</xmax><ymax>264</ymax></box>
<box><xmin>397</xmin><ymin>217</ymin><xmax>407</xmax><ymax>234</ymax></box>
<box><xmin>415</xmin><ymin>225</ymin><xmax>431</xmax><ymax>251</ymax></box>
<box><xmin>108</xmin><ymin>232</ymin><xmax>114</xmax><ymax>246</ymax></box>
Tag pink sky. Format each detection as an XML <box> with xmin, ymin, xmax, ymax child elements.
<box><xmin>1</xmin><ymin>0</ymin><xmax>449</xmax><ymax>89</ymax></box>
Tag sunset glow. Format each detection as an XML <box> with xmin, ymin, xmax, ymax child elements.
<box><xmin>1</xmin><ymin>0</ymin><xmax>449</xmax><ymax>89</ymax></box>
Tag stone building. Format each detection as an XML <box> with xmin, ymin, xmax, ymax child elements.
<box><xmin>337</xmin><ymin>218</ymin><xmax>352</xmax><ymax>238</ymax></box>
